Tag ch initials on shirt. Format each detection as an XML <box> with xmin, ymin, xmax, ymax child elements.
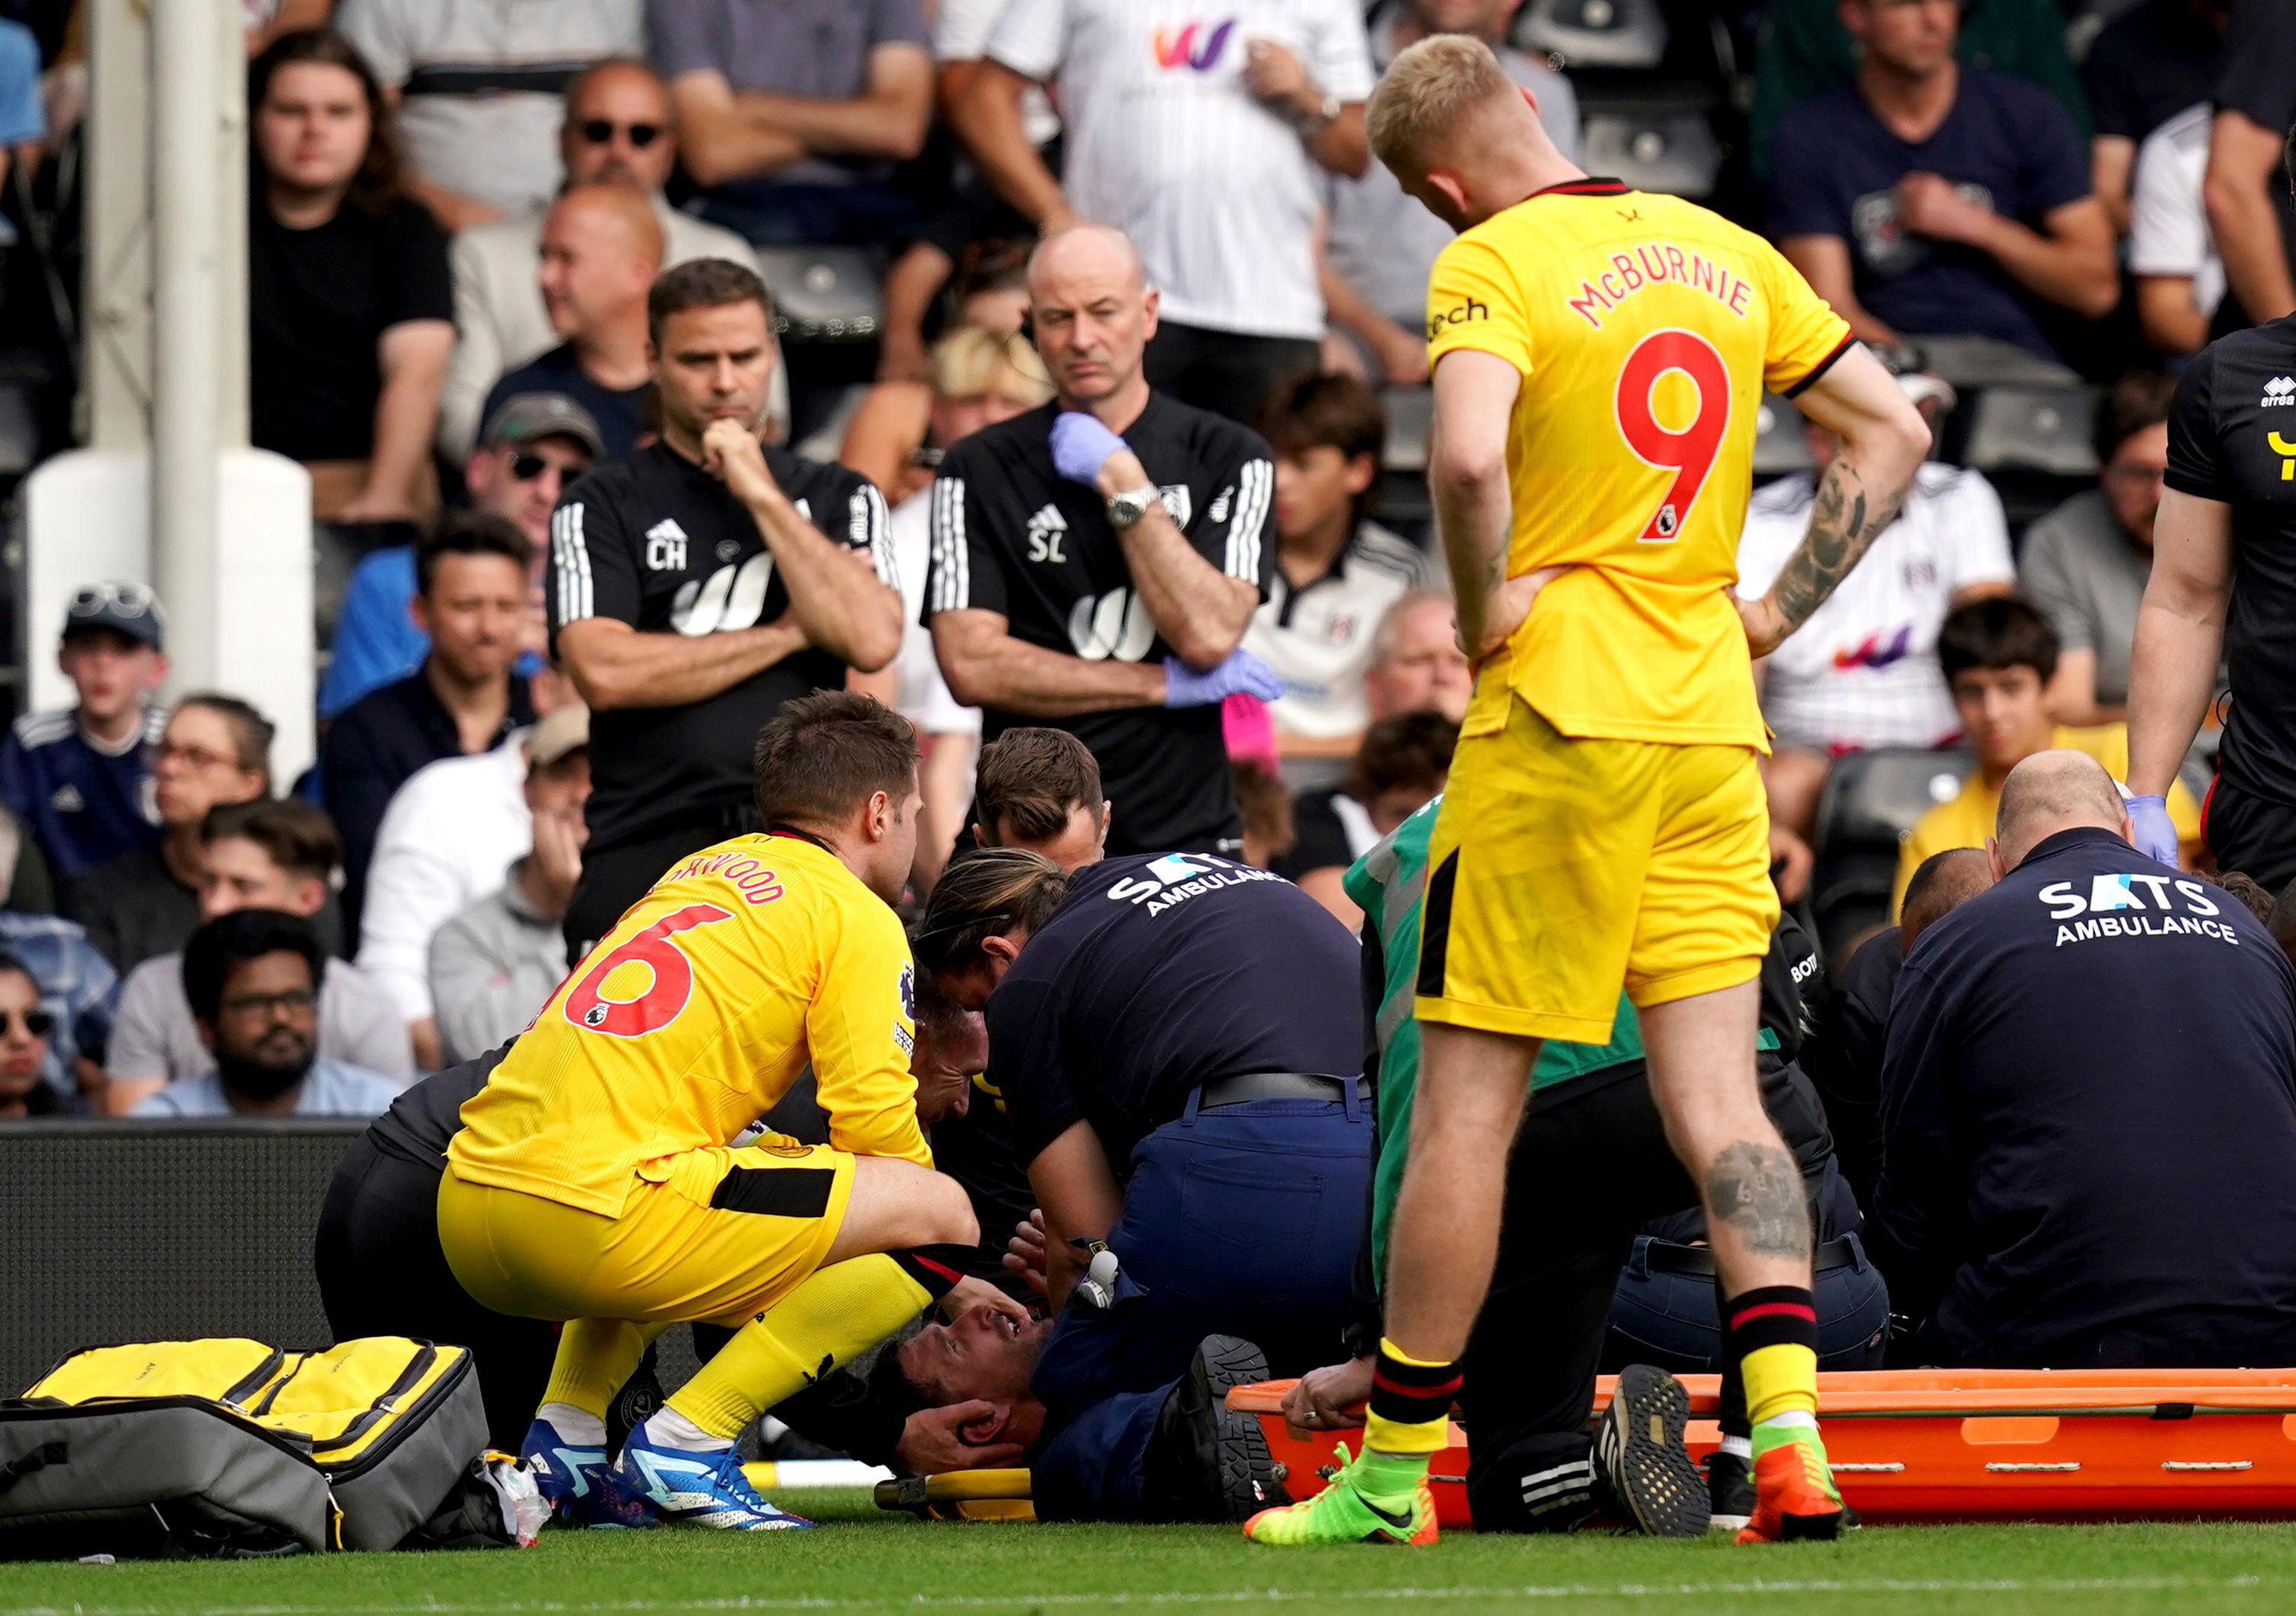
<box><xmin>645</xmin><ymin>520</ymin><xmax>689</xmax><ymax>572</ymax></box>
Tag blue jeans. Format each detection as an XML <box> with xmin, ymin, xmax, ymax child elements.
<box><xmin>696</xmin><ymin>184</ymin><xmax>919</xmax><ymax>249</ymax></box>
<box><xmin>1029</xmin><ymin>1092</ymin><xmax>1371</xmax><ymax>1521</ymax></box>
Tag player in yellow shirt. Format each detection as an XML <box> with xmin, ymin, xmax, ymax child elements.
<box><xmin>1244</xmin><ymin>37</ymin><xmax>1930</xmax><ymax>1550</ymax></box>
<box><xmin>438</xmin><ymin>692</ymin><xmax>1004</xmax><ymax>1532</ymax></box>
<box><xmin>1892</xmin><ymin>597</ymin><xmax>2202</xmax><ymax>913</ymax></box>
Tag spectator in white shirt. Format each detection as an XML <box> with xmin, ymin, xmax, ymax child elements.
<box><xmin>2128</xmin><ymin>102</ymin><xmax>2224</xmax><ymax>356</ymax></box>
<box><xmin>103</xmin><ymin>799</ymin><xmax>412</xmax><ymax>1113</ymax></box>
<box><xmin>953</xmin><ymin>0</ymin><xmax>1377</xmax><ymax>422</ymax></box>
<box><xmin>1240</xmin><ymin>372</ymin><xmax>1441</xmax><ymax>758</ymax></box>
<box><xmin>438</xmin><ymin>59</ymin><xmax>774</xmax><ymax>462</ymax></box>
<box><xmin>1322</xmin><ymin>0</ymin><xmax>1579</xmax><ymax>384</ymax></box>
<box><xmin>334</xmin><ymin>0</ymin><xmax>645</xmax><ymax>229</ymax></box>
<box><xmin>354</xmin><ymin>703</ymin><xmax>590</xmax><ymax>1070</ymax></box>
<box><xmin>1738</xmin><ymin>371</ymin><xmax>2015</xmax><ymax>852</ymax></box>
<box><xmin>427</xmin><ymin>715</ymin><xmax>592</xmax><ymax>1064</ymax></box>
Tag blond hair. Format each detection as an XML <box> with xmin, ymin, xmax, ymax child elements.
<box><xmin>933</xmin><ymin>324</ymin><xmax>1053</xmax><ymax>408</ymax></box>
<box><xmin>1366</xmin><ymin>33</ymin><xmax>1518</xmax><ymax>178</ymax></box>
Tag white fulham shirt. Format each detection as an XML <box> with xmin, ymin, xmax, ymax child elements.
<box><xmin>986</xmin><ymin>0</ymin><xmax>1375</xmax><ymax>340</ymax></box>
<box><xmin>2129</xmin><ymin>102</ymin><xmax>2225</xmax><ymax>323</ymax></box>
<box><xmin>1737</xmin><ymin>462</ymin><xmax>2015</xmax><ymax>751</ymax></box>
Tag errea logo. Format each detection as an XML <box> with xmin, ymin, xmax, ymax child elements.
<box><xmin>2263</xmin><ymin>376</ymin><xmax>2296</xmax><ymax>407</ymax></box>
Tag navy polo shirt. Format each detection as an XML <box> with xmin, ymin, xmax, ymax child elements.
<box><xmin>983</xmin><ymin>855</ymin><xmax>1364</xmax><ymax>1170</ymax></box>
<box><xmin>1874</xmin><ymin>826</ymin><xmax>2296</xmax><ymax>1366</ymax></box>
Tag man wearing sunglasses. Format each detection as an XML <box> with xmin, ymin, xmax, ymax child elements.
<box><xmin>439</xmin><ymin>59</ymin><xmax>776</xmax><ymax>464</ymax></box>
<box><xmin>322</xmin><ymin>394</ymin><xmax>598</xmax><ymax>721</ymax></box>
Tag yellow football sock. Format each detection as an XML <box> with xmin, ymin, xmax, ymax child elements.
<box><xmin>540</xmin><ymin>1318</ymin><xmax>668</xmax><ymax>1420</ymax></box>
<box><xmin>1741</xmin><ymin>1342</ymin><xmax>1819</xmax><ymax>1428</ymax></box>
<box><xmin>667</xmin><ymin>1255</ymin><xmax>936</xmax><ymax>1440</ymax></box>
<box><xmin>1362</xmin><ymin>1337</ymin><xmax>1457</xmax><ymax>1457</ymax></box>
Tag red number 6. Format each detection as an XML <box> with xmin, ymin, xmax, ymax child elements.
<box><xmin>561</xmin><ymin>901</ymin><xmax>734</xmax><ymax>1038</ymax></box>
<box><xmin>1615</xmin><ymin>328</ymin><xmax>1731</xmax><ymax>544</ymax></box>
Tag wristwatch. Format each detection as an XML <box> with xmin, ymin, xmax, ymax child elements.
<box><xmin>1106</xmin><ymin>485</ymin><xmax>1161</xmax><ymax>531</ymax></box>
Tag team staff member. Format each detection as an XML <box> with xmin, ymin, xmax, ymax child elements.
<box><xmin>1875</xmin><ymin>752</ymin><xmax>2296</xmax><ymax>1367</ymax></box>
<box><xmin>916</xmin><ymin>847</ymin><xmax>1369</xmax><ymax>1524</ymax></box>
<box><xmin>438</xmin><ymin>694</ymin><xmax>1013</xmax><ymax>1532</ymax></box>
<box><xmin>549</xmin><ymin>259</ymin><xmax>904</xmax><ymax>956</ymax></box>
<box><xmin>925</xmin><ymin>224</ymin><xmax>1286</xmax><ymax>860</ymax></box>
<box><xmin>2127</xmin><ymin>275</ymin><xmax>2296</xmax><ymax>887</ymax></box>
<box><xmin>1246</xmin><ymin>38</ymin><xmax>1930</xmax><ymax>1550</ymax></box>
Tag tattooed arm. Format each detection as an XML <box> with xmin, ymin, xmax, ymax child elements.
<box><xmin>1428</xmin><ymin>350</ymin><xmax>1532</xmax><ymax>661</ymax></box>
<box><xmin>1737</xmin><ymin>344</ymin><xmax>1933</xmax><ymax>657</ymax></box>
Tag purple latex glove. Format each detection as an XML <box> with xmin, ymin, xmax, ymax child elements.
<box><xmin>1164</xmin><ymin>648</ymin><xmax>1285</xmax><ymax>709</ymax></box>
<box><xmin>1050</xmin><ymin>412</ymin><xmax>1128</xmax><ymax>486</ymax></box>
<box><xmin>2126</xmin><ymin>793</ymin><xmax>2179</xmax><ymax>866</ymax></box>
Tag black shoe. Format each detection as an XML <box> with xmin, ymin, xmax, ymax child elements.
<box><xmin>1593</xmin><ymin>1364</ymin><xmax>1712</xmax><ymax>1539</ymax></box>
<box><xmin>1705</xmin><ymin>1445</ymin><xmax>1755</xmax><ymax>1534</ymax></box>
<box><xmin>1144</xmin><ymin>1335</ymin><xmax>1292</xmax><ymax>1524</ymax></box>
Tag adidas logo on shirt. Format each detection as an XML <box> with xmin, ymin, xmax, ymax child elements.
<box><xmin>2264</xmin><ymin>376</ymin><xmax>2296</xmax><ymax>407</ymax></box>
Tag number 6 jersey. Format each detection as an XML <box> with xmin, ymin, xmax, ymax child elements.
<box><xmin>447</xmin><ymin>832</ymin><xmax>932</xmax><ymax>1216</ymax></box>
<box><xmin>1425</xmin><ymin>178</ymin><xmax>1852</xmax><ymax>750</ymax></box>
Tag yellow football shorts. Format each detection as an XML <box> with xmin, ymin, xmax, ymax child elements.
<box><xmin>437</xmin><ymin>1138</ymin><xmax>857</xmax><ymax>1330</ymax></box>
<box><xmin>1415</xmin><ymin>693</ymin><xmax>1777</xmax><ymax>1041</ymax></box>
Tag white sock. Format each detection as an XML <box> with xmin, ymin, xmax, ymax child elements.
<box><xmin>536</xmin><ymin>1402</ymin><xmax>606</xmax><ymax>1446</ymax></box>
<box><xmin>1718</xmin><ymin>1434</ymin><xmax>1753</xmax><ymax>1460</ymax></box>
<box><xmin>641</xmin><ymin>1407</ymin><xmax>735</xmax><ymax>1454</ymax></box>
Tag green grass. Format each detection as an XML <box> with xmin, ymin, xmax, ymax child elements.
<box><xmin>7</xmin><ymin>1492</ymin><xmax>2296</xmax><ymax>1615</ymax></box>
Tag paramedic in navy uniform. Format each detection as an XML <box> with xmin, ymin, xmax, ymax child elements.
<box><xmin>915</xmin><ymin>846</ymin><xmax>1369</xmax><ymax>1522</ymax></box>
<box><xmin>924</xmin><ymin>223</ymin><xmax>1284</xmax><ymax>859</ymax></box>
<box><xmin>1872</xmin><ymin>750</ymin><xmax>2296</xmax><ymax>1369</ymax></box>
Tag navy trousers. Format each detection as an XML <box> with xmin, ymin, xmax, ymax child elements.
<box><xmin>1029</xmin><ymin>1092</ymin><xmax>1371</xmax><ymax>1521</ymax></box>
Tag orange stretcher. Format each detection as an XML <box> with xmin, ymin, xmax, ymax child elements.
<box><xmin>1232</xmin><ymin>1370</ymin><xmax>2296</xmax><ymax>1525</ymax></box>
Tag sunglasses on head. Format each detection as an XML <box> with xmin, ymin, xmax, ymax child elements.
<box><xmin>578</xmin><ymin>119</ymin><xmax>661</xmax><ymax>148</ymax></box>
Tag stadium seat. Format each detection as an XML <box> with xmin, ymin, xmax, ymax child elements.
<box><xmin>1808</xmin><ymin>746</ymin><xmax>1973</xmax><ymax>963</ymax></box>
<box><xmin>1908</xmin><ymin>333</ymin><xmax>2082</xmax><ymax>390</ymax></box>
<box><xmin>1753</xmin><ymin>392</ymin><xmax>1816</xmax><ymax>479</ymax></box>
<box><xmin>1512</xmin><ymin>0</ymin><xmax>1669</xmax><ymax>70</ymax></box>
<box><xmin>1380</xmin><ymin>384</ymin><xmax>1432</xmax><ymax>476</ymax></box>
<box><xmin>752</xmin><ymin>246</ymin><xmax>887</xmax><ymax>345</ymax></box>
<box><xmin>1579</xmin><ymin>109</ymin><xmax>1723</xmax><ymax>199</ymax></box>
<box><xmin>1959</xmin><ymin>383</ymin><xmax>2102</xmax><ymax>479</ymax></box>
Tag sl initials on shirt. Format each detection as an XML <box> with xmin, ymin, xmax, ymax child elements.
<box><xmin>1616</xmin><ymin>329</ymin><xmax>1729</xmax><ymax>543</ymax></box>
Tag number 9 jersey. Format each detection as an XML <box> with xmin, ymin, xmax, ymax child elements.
<box><xmin>447</xmin><ymin>833</ymin><xmax>933</xmax><ymax>1219</ymax></box>
<box><xmin>1424</xmin><ymin>179</ymin><xmax>1852</xmax><ymax>750</ymax></box>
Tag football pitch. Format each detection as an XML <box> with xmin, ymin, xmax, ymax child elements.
<box><xmin>6</xmin><ymin>1493</ymin><xmax>2296</xmax><ymax>1616</ymax></box>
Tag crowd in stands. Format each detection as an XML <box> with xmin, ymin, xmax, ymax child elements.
<box><xmin>1</xmin><ymin>0</ymin><xmax>2295</xmax><ymax>1425</ymax></box>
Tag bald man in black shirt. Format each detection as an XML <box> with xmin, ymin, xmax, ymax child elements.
<box><xmin>1875</xmin><ymin>750</ymin><xmax>2296</xmax><ymax>1367</ymax></box>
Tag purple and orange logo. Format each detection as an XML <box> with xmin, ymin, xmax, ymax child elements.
<box><xmin>1832</xmin><ymin>625</ymin><xmax>1913</xmax><ymax>672</ymax></box>
<box><xmin>1152</xmin><ymin>18</ymin><xmax>1237</xmax><ymax>70</ymax></box>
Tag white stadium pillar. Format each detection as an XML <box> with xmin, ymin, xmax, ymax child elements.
<box><xmin>21</xmin><ymin>0</ymin><xmax>316</xmax><ymax>777</ymax></box>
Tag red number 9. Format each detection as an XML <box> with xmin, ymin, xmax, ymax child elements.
<box><xmin>1615</xmin><ymin>328</ymin><xmax>1731</xmax><ymax>544</ymax></box>
<box><xmin>561</xmin><ymin>901</ymin><xmax>734</xmax><ymax>1038</ymax></box>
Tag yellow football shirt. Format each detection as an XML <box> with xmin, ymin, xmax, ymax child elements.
<box><xmin>448</xmin><ymin>833</ymin><xmax>931</xmax><ymax>1217</ymax></box>
<box><xmin>1424</xmin><ymin>179</ymin><xmax>1854</xmax><ymax>750</ymax></box>
<box><xmin>1891</xmin><ymin>724</ymin><xmax>2205</xmax><ymax>913</ymax></box>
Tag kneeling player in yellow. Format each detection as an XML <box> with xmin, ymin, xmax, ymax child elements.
<box><xmin>438</xmin><ymin>692</ymin><xmax>1001</xmax><ymax>1531</ymax></box>
<box><xmin>1245</xmin><ymin>39</ymin><xmax>1930</xmax><ymax>1548</ymax></box>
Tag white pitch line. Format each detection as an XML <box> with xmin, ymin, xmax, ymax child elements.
<box><xmin>0</xmin><ymin>1574</ymin><xmax>2268</xmax><ymax>1616</ymax></box>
